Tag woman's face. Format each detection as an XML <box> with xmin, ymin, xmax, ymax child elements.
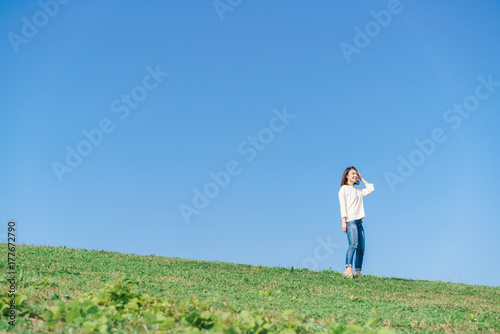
<box><xmin>347</xmin><ymin>169</ymin><xmax>359</xmax><ymax>184</ymax></box>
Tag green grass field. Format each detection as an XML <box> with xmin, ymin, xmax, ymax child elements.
<box><xmin>1</xmin><ymin>244</ymin><xmax>498</xmax><ymax>333</ymax></box>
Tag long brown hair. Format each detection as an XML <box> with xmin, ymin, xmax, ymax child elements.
<box><xmin>340</xmin><ymin>166</ymin><xmax>360</xmax><ymax>187</ymax></box>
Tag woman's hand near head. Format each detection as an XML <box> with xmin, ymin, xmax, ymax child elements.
<box><xmin>358</xmin><ymin>171</ymin><xmax>370</xmax><ymax>185</ymax></box>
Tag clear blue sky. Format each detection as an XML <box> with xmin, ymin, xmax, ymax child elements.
<box><xmin>1</xmin><ymin>0</ymin><xmax>499</xmax><ymax>287</ymax></box>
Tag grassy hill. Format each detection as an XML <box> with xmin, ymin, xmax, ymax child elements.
<box><xmin>1</xmin><ymin>244</ymin><xmax>498</xmax><ymax>333</ymax></box>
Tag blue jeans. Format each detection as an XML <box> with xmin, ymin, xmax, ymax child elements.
<box><xmin>345</xmin><ymin>219</ymin><xmax>365</xmax><ymax>271</ymax></box>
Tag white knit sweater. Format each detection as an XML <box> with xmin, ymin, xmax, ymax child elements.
<box><xmin>338</xmin><ymin>183</ymin><xmax>375</xmax><ymax>221</ymax></box>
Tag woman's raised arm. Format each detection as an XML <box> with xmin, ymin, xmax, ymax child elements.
<box><xmin>358</xmin><ymin>172</ymin><xmax>374</xmax><ymax>197</ymax></box>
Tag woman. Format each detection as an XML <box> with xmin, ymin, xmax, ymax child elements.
<box><xmin>338</xmin><ymin>166</ymin><xmax>375</xmax><ymax>278</ymax></box>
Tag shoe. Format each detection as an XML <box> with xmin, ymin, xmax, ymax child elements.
<box><xmin>342</xmin><ymin>270</ymin><xmax>353</xmax><ymax>278</ymax></box>
<box><xmin>354</xmin><ymin>272</ymin><xmax>362</xmax><ymax>277</ymax></box>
